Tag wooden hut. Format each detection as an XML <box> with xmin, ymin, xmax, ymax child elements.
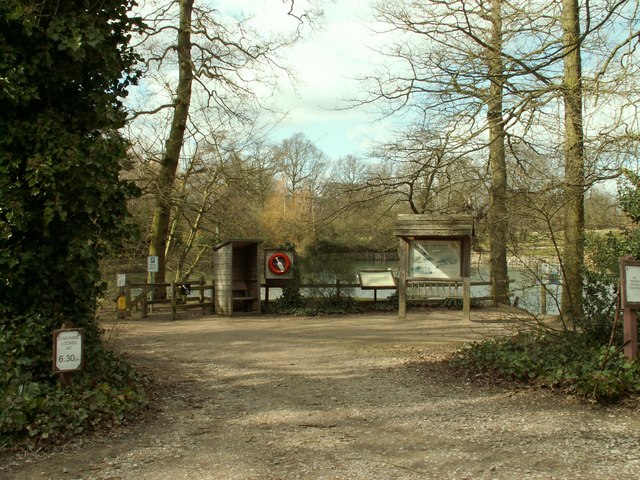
<box><xmin>213</xmin><ymin>240</ymin><xmax>261</xmax><ymax>316</ymax></box>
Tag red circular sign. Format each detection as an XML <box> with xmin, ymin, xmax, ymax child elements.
<box><xmin>268</xmin><ymin>252</ymin><xmax>291</xmax><ymax>275</ymax></box>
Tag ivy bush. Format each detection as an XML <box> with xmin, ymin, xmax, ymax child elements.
<box><xmin>450</xmin><ymin>331</ymin><xmax>640</xmax><ymax>403</ymax></box>
<box><xmin>1</xmin><ymin>344</ymin><xmax>148</xmax><ymax>448</ymax></box>
<box><xmin>0</xmin><ymin>1</ymin><xmax>147</xmax><ymax>449</ymax></box>
<box><xmin>262</xmin><ymin>295</ymin><xmax>397</xmax><ymax>316</ymax></box>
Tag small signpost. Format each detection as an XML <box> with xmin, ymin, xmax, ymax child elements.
<box><xmin>117</xmin><ymin>274</ymin><xmax>127</xmax><ymax>318</ymax></box>
<box><xmin>53</xmin><ymin>328</ymin><xmax>84</xmax><ymax>385</ymax></box>
<box><xmin>147</xmin><ymin>255</ymin><xmax>159</xmax><ymax>273</ymax></box>
<box><xmin>147</xmin><ymin>255</ymin><xmax>159</xmax><ymax>304</ymax></box>
<box><xmin>620</xmin><ymin>257</ymin><xmax>640</xmax><ymax>359</ymax></box>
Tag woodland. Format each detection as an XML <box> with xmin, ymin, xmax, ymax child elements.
<box><xmin>3</xmin><ymin>0</ymin><xmax>640</xmax><ymax>448</ymax></box>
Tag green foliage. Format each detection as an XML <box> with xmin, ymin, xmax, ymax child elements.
<box><xmin>1</xmin><ymin>350</ymin><xmax>148</xmax><ymax>448</ymax></box>
<box><xmin>0</xmin><ymin>0</ymin><xmax>142</xmax><ymax>322</ymax></box>
<box><xmin>262</xmin><ymin>293</ymin><xmax>397</xmax><ymax>316</ymax></box>
<box><xmin>580</xmin><ymin>172</ymin><xmax>640</xmax><ymax>343</ymax></box>
<box><xmin>451</xmin><ymin>331</ymin><xmax>640</xmax><ymax>403</ymax></box>
<box><xmin>582</xmin><ymin>267</ymin><xmax>621</xmax><ymax>345</ymax></box>
<box><xmin>619</xmin><ymin>169</ymin><xmax>640</xmax><ymax>223</ymax></box>
<box><xmin>1</xmin><ymin>315</ymin><xmax>148</xmax><ymax>448</ymax></box>
<box><xmin>0</xmin><ymin>0</ymin><xmax>145</xmax><ymax>448</ymax></box>
<box><xmin>449</xmin><ymin>170</ymin><xmax>640</xmax><ymax>405</ymax></box>
<box><xmin>437</xmin><ymin>297</ymin><xmax>482</xmax><ymax>310</ymax></box>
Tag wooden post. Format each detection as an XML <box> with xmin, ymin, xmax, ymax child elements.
<box><xmin>336</xmin><ymin>279</ymin><xmax>341</xmax><ymax>298</ymax></box>
<box><xmin>540</xmin><ymin>283</ymin><xmax>547</xmax><ymax>316</ymax></box>
<box><xmin>149</xmin><ymin>272</ymin><xmax>155</xmax><ymax>301</ymax></box>
<box><xmin>171</xmin><ymin>282</ymin><xmax>177</xmax><ymax>320</ymax></box>
<box><xmin>399</xmin><ymin>239</ymin><xmax>408</xmax><ymax>319</ymax></box>
<box><xmin>142</xmin><ymin>285</ymin><xmax>148</xmax><ymax>318</ymax></box>
<box><xmin>210</xmin><ymin>283</ymin><xmax>215</xmax><ymax>313</ymax></box>
<box><xmin>624</xmin><ymin>307</ymin><xmax>638</xmax><ymax>360</ymax></box>
<box><xmin>463</xmin><ymin>277</ymin><xmax>471</xmax><ymax>321</ymax></box>
<box><xmin>620</xmin><ymin>257</ymin><xmax>640</xmax><ymax>360</ymax></box>
<box><xmin>199</xmin><ymin>276</ymin><xmax>206</xmax><ymax>313</ymax></box>
<box><xmin>124</xmin><ymin>281</ymin><xmax>132</xmax><ymax>318</ymax></box>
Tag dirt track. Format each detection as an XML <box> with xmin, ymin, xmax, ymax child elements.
<box><xmin>3</xmin><ymin>309</ymin><xmax>640</xmax><ymax>479</ymax></box>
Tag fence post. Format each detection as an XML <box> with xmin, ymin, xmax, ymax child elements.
<box><xmin>171</xmin><ymin>282</ymin><xmax>177</xmax><ymax>320</ymax></box>
<box><xmin>210</xmin><ymin>283</ymin><xmax>215</xmax><ymax>313</ymax></box>
<box><xmin>142</xmin><ymin>288</ymin><xmax>148</xmax><ymax>318</ymax></box>
<box><xmin>336</xmin><ymin>279</ymin><xmax>341</xmax><ymax>298</ymax></box>
<box><xmin>463</xmin><ymin>277</ymin><xmax>471</xmax><ymax>321</ymax></box>
<box><xmin>124</xmin><ymin>281</ymin><xmax>132</xmax><ymax>318</ymax></box>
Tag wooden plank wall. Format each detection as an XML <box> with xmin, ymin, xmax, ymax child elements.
<box><xmin>214</xmin><ymin>243</ymin><xmax>232</xmax><ymax>315</ymax></box>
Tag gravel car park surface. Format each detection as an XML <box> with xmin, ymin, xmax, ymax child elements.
<box><xmin>3</xmin><ymin>308</ymin><xmax>640</xmax><ymax>479</ymax></box>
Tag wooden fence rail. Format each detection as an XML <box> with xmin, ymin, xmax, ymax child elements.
<box><xmin>121</xmin><ymin>278</ymin><xmax>517</xmax><ymax>320</ymax></box>
<box><xmin>124</xmin><ymin>275</ymin><xmax>214</xmax><ymax>319</ymax></box>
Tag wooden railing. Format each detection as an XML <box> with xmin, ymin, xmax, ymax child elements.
<box><xmin>405</xmin><ymin>278</ymin><xmax>502</xmax><ymax>301</ymax></box>
<box><xmin>119</xmin><ymin>277</ymin><xmax>515</xmax><ymax>320</ymax></box>
<box><xmin>124</xmin><ymin>275</ymin><xmax>214</xmax><ymax>319</ymax></box>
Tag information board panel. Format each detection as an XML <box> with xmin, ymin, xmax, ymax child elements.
<box><xmin>409</xmin><ymin>240</ymin><xmax>461</xmax><ymax>279</ymax></box>
<box><xmin>626</xmin><ymin>266</ymin><xmax>640</xmax><ymax>304</ymax></box>
<box><xmin>359</xmin><ymin>270</ymin><xmax>396</xmax><ymax>289</ymax></box>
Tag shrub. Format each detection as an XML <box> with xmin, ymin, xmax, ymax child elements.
<box><xmin>450</xmin><ymin>331</ymin><xmax>640</xmax><ymax>403</ymax></box>
<box><xmin>1</xmin><ymin>345</ymin><xmax>149</xmax><ymax>449</ymax></box>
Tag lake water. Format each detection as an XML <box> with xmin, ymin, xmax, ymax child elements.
<box><xmin>265</xmin><ymin>257</ymin><xmax>561</xmax><ymax>316</ymax></box>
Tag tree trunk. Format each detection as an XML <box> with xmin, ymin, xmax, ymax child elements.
<box><xmin>148</xmin><ymin>0</ymin><xmax>194</xmax><ymax>290</ymax></box>
<box><xmin>487</xmin><ymin>0</ymin><xmax>510</xmax><ymax>305</ymax></box>
<box><xmin>560</xmin><ymin>0</ymin><xmax>585</xmax><ymax>324</ymax></box>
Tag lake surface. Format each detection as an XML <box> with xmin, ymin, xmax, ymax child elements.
<box><xmin>266</xmin><ymin>256</ymin><xmax>560</xmax><ymax>316</ymax></box>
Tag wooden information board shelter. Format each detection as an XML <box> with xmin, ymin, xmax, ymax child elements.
<box><xmin>393</xmin><ymin>215</ymin><xmax>473</xmax><ymax>320</ymax></box>
<box><xmin>213</xmin><ymin>239</ymin><xmax>261</xmax><ymax>316</ymax></box>
<box><xmin>620</xmin><ymin>256</ymin><xmax>640</xmax><ymax>359</ymax></box>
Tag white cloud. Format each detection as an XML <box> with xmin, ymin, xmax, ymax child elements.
<box><xmin>261</xmin><ymin>0</ymin><xmax>400</xmax><ymax>159</ymax></box>
<box><xmin>129</xmin><ymin>0</ymin><xmax>401</xmax><ymax>160</ymax></box>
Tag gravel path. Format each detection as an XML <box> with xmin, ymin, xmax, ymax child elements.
<box><xmin>3</xmin><ymin>309</ymin><xmax>640</xmax><ymax>479</ymax></box>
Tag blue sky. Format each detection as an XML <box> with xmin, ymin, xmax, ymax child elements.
<box><xmin>128</xmin><ymin>0</ymin><xmax>404</xmax><ymax>161</ymax></box>
<box><xmin>242</xmin><ymin>0</ymin><xmax>401</xmax><ymax>160</ymax></box>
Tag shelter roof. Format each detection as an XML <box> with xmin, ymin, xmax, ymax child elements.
<box><xmin>393</xmin><ymin>214</ymin><xmax>473</xmax><ymax>238</ymax></box>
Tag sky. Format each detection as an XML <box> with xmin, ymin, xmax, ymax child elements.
<box><xmin>127</xmin><ymin>0</ymin><xmax>406</xmax><ymax>161</ymax></box>
<box><xmin>233</xmin><ymin>0</ymin><xmax>401</xmax><ymax>160</ymax></box>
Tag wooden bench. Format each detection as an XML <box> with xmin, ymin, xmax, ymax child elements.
<box><xmin>231</xmin><ymin>280</ymin><xmax>258</xmax><ymax>313</ymax></box>
<box><xmin>231</xmin><ymin>280</ymin><xmax>255</xmax><ymax>300</ymax></box>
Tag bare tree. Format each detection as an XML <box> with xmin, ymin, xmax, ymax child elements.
<box><xmin>273</xmin><ymin>132</ymin><xmax>328</xmax><ymax>201</ymax></box>
<box><xmin>363</xmin><ymin>0</ymin><xmax>552</xmax><ymax>304</ymax></box>
<box><xmin>560</xmin><ymin>0</ymin><xmax>585</xmax><ymax>323</ymax></box>
<box><xmin>128</xmin><ymin>0</ymin><xmax>319</xmax><ymax>287</ymax></box>
<box><xmin>363</xmin><ymin>0</ymin><xmax>640</xmax><ymax>312</ymax></box>
<box><xmin>146</xmin><ymin>0</ymin><xmax>194</xmax><ymax>288</ymax></box>
<box><xmin>270</xmin><ymin>133</ymin><xmax>328</xmax><ymax>245</ymax></box>
<box><xmin>363</xmin><ymin>128</ymin><xmax>483</xmax><ymax>215</ymax></box>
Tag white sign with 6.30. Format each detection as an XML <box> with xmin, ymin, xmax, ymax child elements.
<box><xmin>54</xmin><ymin>329</ymin><xmax>83</xmax><ymax>372</ymax></box>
